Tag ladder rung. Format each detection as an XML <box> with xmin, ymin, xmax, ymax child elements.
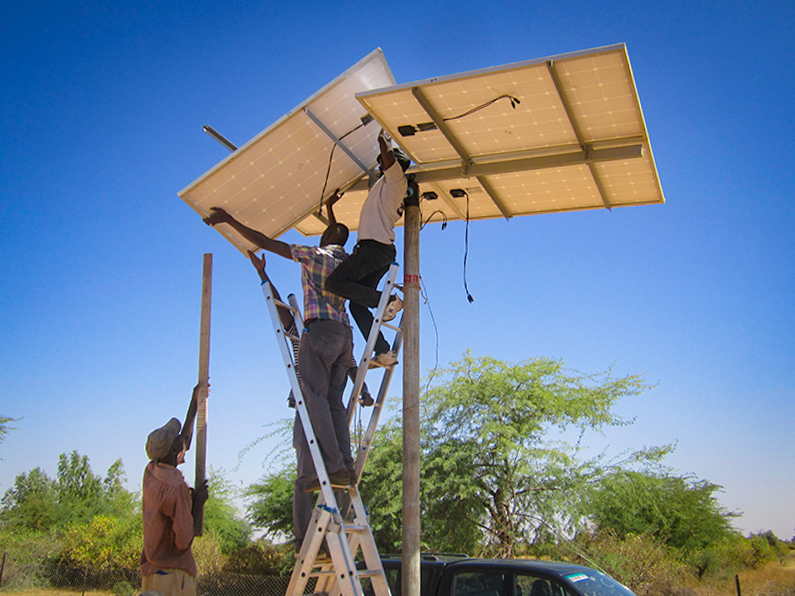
<box><xmin>344</xmin><ymin>524</ymin><xmax>368</xmax><ymax>533</ymax></box>
<box><xmin>381</xmin><ymin>321</ymin><xmax>401</xmax><ymax>333</ymax></box>
<box><xmin>357</xmin><ymin>570</ymin><xmax>385</xmax><ymax>579</ymax></box>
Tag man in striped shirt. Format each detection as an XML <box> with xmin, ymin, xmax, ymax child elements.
<box><xmin>204</xmin><ymin>199</ymin><xmax>354</xmax><ymax>553</ymax></box>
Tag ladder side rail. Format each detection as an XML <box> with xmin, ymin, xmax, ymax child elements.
<box><xmin>347</xmin><ymin>263</ymin><xmax>400</xmax><ymax>423</ymax></box>
<box><xmin>287</xmin><ymin>294</ymin><xmax>305</xmax><ymax>335</ymax></box>
<box><xmin>288</xmin><ymin>500</ymin><xmax>335</xmax><ymax>596</ymax></box>
<box><xmin>325</xmin><ymin>520</ymin><xmax>362</xmax><ymax>596</ymax></box>
<box><xmin>348</xmin><ymin>487</ymin><xmax>392</xmax><ymax>596</ymax></box>
<box><xmin>260</xmin><ymin>281</ymin><xmax>340</xmax><ymax>531</ymax></box>
<box><xmin>352</xmin><ymin>312</ymin><xmax>404</xmax><ymax>481</ymax></box>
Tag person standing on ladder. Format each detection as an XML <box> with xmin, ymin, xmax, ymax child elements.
<box><xmin>325</xmin><ymin>128</ymin><xmax>409</xmax><ymax>368</ymax></box>
<box><xmin>203</xmin><ymin>198</ymin><xmax>355</xmax><ymax>554</ymax></box>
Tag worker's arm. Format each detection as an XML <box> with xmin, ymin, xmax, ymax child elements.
<box><xmin>204</xmin><ymin>207</ymin><xmax>291</xmax><ymax>260</ymax></box>
<box><xmin>249</xmin><ymin>250</ymin><xmax>295</xmax><ymax>331</ymax></box>
<box><xmin>180</xmin><ymin>383</ymin><xmax>202</xmax><ymax>451</ymax></box>
<box><xmin>327</xmin><ymin>189</ymin><xmax>343</xmax><ymax>228</ymax></box>
<box><xmin>378</xmin><ymin>129</ymin><xmax>396</xmax><ymax>171</ymax></box>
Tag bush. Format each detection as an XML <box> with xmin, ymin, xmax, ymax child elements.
<box><xmin>0</xmin><ymin>528</ymin><xmax>62</xmax><ymax>589</ymax></box>
<box><xmin>60</xmin><ymin>514</ymin><xmax>142</xmax><ymax>569</ymax></box>
<box><xmin>222</xmin><ymin>541</ymin><xmax>288</xmax><ymax>575</ymax></box>
<box><xmin>113</xmin><ymin>579</ymin><xmax>137</xmax><ymax>596</ymax></box>
<box><xmin>192</xmin><ymin>528</ymin><xmax>226</xmax><ymax>575</ymax></box>
<box><xmin>569</xmin><ymin>531</ymin><xmax>695</xmax><ymax>596</ymax></box>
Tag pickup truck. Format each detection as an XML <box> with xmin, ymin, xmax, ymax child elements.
<box><xmin>363</xmin><ymin>554</ymin><xmax>637</xmax><ymax>596</ymax></box>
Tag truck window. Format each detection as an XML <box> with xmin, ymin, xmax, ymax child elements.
<box><xmin>452</xmin><ymin>571</ymin><xmax>507</xmax><ymax>596</ymax></box>
<box><xmin>515</xmin><ymin>575</ymin><xmax>572</xmax><ymax>596</ymax></box>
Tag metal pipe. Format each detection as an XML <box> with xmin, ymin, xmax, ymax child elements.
<box><xmin>202</xmin><ymin>124</ymin><xmax>238</xmax><ymax>153</ymax></box>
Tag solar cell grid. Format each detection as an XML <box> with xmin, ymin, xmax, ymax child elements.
<box><xmin>179</xmin><ymin>44</ymin><xmax>664</xmax><ymax>252</ymax></box>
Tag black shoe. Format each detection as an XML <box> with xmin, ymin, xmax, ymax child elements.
<box><xmin>304</xmin><ymin>470</ymin><xmax>352</xmax><ymax>492</ymax></box>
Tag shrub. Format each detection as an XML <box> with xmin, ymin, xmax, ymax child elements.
<box><xmin>569</xmin><ymin>530</ymin><xmax>695</xmax><ymax>596</ymax></box>
<box><xmin>59</xmin><ymin>514</ymin><xmax>142</xmax><ymax>569</ymax></box>
<box><xmin>0</xmin><ymin>528</ymin><xmax>61</xmax><ymax>589</ymax></box>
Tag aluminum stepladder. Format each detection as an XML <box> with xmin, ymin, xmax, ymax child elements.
<box><xmin>259</xmin><ymin>263</ymin><xmax>402</xmax><ymax>596</ymax></box>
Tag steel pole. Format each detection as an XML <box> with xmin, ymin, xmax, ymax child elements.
<box><xmin>402</xmin><ymin>184</ymin><xmax>421</xmax><ymax>596</ymax></box>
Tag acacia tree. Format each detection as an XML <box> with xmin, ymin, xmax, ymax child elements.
<box><xmin>245</xmin><ymin>353</ymin><xmax>661</xmax><ymax>555</ymax></box>
<box><xmin>417</xmin><ymin>353</ymin><xmax>655</xmax><ymax>556</ymax></box>
<box><xmin>0</xmin><ymin>416</ymin><xmax>18</xmax><ymax>463</ymax></box>
<box><xmin>585</xmin><ymin>470</ymin><xmax>738</xmax><ymax>551</ymax></box>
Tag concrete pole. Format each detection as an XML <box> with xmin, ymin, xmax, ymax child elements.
<box><xmin>402</xmin><ymin>185</ymin><xmax>421</xmax><ymax>596</ymax></box>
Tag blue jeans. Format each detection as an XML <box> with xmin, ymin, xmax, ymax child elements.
<box><xmin>325</xmin><ymin>240</ymin><xmax>395</xmax><ymax>355</ymax></box>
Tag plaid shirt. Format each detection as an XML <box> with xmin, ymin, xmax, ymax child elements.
<box><xmin>290</xmin><ymin>244</ymin><xmax>349</xmax><ymax>325</ymax></box>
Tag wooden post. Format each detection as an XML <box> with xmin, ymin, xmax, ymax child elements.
<box><xmin>402</xmin><ymin>185</ymin><xmax>421</xmax><ymax>596</ymax></box>
<box><xmin>194</xmin><ymin>253</ymin><xmax>212</xmax><ymax>536</ymax></box>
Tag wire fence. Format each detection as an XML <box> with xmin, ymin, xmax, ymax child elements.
<box><xmin>0</xmin><ymin>556</ymin><xmax>306</xmax><ymax>596</ymax></box>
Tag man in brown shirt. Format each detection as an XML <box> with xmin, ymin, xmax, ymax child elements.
<box><xmin>141</xmin><ymin>384</ymin><xmax>209</xmax><ymax>596</ymax></box>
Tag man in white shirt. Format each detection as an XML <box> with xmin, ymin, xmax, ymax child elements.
<box><xmin>325</xmin><ymin>129</ymin><xmax>409</xmax><ymax>368</ymax></box>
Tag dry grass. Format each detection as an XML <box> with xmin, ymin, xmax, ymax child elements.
<box><xmin>3</xmin><ymin>592</ymin><xmax>116</xmax><ymax>596</ymax></box>
<box><xmin>691</xmin><ymin>557</ymin><xmax>795</xmax><ymax>596</ymax></box>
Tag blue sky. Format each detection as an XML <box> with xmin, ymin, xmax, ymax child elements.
<box><xmin>1</xmin><ymin>0</ymin><xmax>793</xmax><ymax>539</ymax></box>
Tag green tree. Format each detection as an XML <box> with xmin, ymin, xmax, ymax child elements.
<box><xmin>0</xmin><ymin>416</ymin><xmax>18</xmax><ymax>450</ymax></box>
<box><xmin>587</xmin><ymin>470</ymin><xmax>738</xmax><ymax>551</ymax></box>
<box><xmin>1</xmin><ymin>452</ymin><xmax>137</xmax><ymax>532</ymax></box>
<box><xmin>246</xmin><ymin>472</ymin><xmax>295</xmax><ymax>541</ymax></box>
<box><xmin>0</xmin><ymin>467</ymin><xmax>58</xmax><ymax>531</ymax></box>
<box><xmin>417</xmin><ymin>353</ymin><xmax>653</xmax><ymax>556</ymax></box>
<box><xmin>244</xmin><ymin>353</ymin><xmax>664</xmax><ymax>556</ymax></box>
<box><xmin>204</xmin><ymin>469</ymin><xmax>252</xmax><ymax>553</ymax></box>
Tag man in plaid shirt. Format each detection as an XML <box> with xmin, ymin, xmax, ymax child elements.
<box><xmin>204</xmin><ymin>197</ymin><xmax>355</xmax><ymax>553</ymax></box>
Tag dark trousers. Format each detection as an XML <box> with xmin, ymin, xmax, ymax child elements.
<box><xmin>325</xmin><ymin>240</ymin><xmax>395</xmax><ymax>355</ymax></box>
<box><xmin>292</xmin><ymin>319</ymin><xmax>354</xmax><ymax>543</ymax></box>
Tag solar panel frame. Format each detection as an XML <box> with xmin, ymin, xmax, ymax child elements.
<box><xmin>178</xmin><ymin>48</ymin><xmax>396</xmax><ymax>253</ymax></box>
<box><xmin>179</xmin><ymin>44</ymin><xmax>665</xmax><ymax>246</ymax></box>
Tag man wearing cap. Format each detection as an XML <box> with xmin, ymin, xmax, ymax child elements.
<box><xmin>203</xmin><ymin>195</ymin><xmax>355</xmax><ymax>554</ymax></box>
<box><xmin>141</xmin><ymin>384</ymin><xmax>209</xmax><ymax>596</ymax></box>
<box><xmin>325</xmin><ymin>128</ymin><xmax>409</xmax><ymax>368</ymax></box>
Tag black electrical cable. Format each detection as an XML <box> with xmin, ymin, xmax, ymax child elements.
<box><xmin>444</xmin><ymin>94</ymin><xmax>521</xmax><ymax>122</ymax></box>
<box><xmin>317</xmin><ymin>119</ymin><xmax>371</xmax><ymax>214</ymax></box>
<box><xmin>463</xmin><ymin>191</ymin><xmax>474</xmax><ymax>303</ymax></box>
<box><xmin>420</xmin><ymin>209</ymin><xmax>448</xmax><ymax>231</ymax></box>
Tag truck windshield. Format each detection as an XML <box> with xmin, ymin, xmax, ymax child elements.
<box><xmin>561</xmin><ymin>570</ymin><xmax>636</xmax><ymax>596</ymax></box>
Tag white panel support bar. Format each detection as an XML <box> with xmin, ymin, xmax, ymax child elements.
<box><xmin>347</xmin><ymin>144</ymin><xmax>644</xmax><ymax>192</ymax></box>
<box><xmin>547</xmin><ymin>60</ymin><xmax>613</xmax><ymax>209</ymax></box>
<box><xmin>304</xmin><ymin>108</ymin><xmax>372</xmax><ymax>175</ymax></box>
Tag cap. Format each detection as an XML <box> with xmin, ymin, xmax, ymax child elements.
<box><xmin>146</xmin><ymin>418</ymin><xmax>181</xmax><ymax>461</ymax></box>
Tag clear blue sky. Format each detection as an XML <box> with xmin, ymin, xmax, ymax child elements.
<box><xmin>2</xmin><ymin>1</ymin><xmax>793</xmax><ymax>539</ymax></box>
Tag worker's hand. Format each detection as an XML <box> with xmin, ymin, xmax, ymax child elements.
<box><xmin>248</xmin><ymin>250</ymin><xmax>266</xmax><ymax>271</ymax></box>
<box><xmin>361</xmin><ymin>389</ymin><xmax>374</xmax><ymax>407</ymax></box>
<box><xmin>192</xmin><ymin>479</ymin><xmax>209</xmax><ymax>507</ymax></box>
<box><xmin>378</xmin><ymin>128</ymin><xmax>391</xmax><ymax>144</ymax></box>
<box><xmin>248</xmin><ymin>250</ymin><xmax>268</xmax><ymax>282</ymax></box>
<box><xmin>203</xmin><ymin>207</ymin><xmax>231</xmax><ymax>226</ymax></box>
<box><xmin>192</xmin><ymin>381</ymin><xmax>209</xmax><ymax>399</ymax></box>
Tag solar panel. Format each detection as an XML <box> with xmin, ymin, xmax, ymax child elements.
<box><xmin>178</xmin><ymin>48</ymin><xmax>396</xmax><ymax>253</ymax></box>
<box><xmin>179</xmin><ymin>44</ymin><xmax>664</xmax><ymax>247</ymax></box>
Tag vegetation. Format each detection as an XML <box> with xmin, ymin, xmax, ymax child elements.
<box><xmin>0</xmin><ymin>452</ymin><xmax>252</xmax><ymax>588</ymax></box>
<box><xmin>1</xmin><ymin>356</ymin><xmax>793</xmax><ymax>596</ymax></box>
